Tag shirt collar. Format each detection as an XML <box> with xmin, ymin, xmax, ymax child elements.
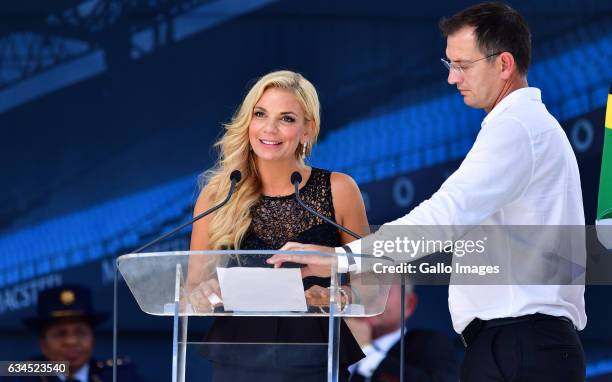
<box><xmin>482</xmin><ymin>87</ymin><xmax>541</xmax><ymax>127</ymax></box>
<box><xmin>372</xmin><ymin>327</ymin><xmax>402</xmax><ymax>353</ymax></box>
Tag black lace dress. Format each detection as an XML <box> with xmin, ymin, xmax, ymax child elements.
<box><xmin>204</xmin><ymin>168</ymin><xmax>364</xmax><ymax>381</ymax></box>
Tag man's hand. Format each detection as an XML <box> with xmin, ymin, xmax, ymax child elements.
<box><xmin>266</xmin><ymin>242</ymin><xmax>335</xmax><ymax>278</ymax></box>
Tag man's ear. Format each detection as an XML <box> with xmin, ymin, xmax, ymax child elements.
<box><xmin>405</xmin><ymin>292</ymin><xmax>418</xmax><ymax>318</ymax></box>
<box><xmin>499</xmin><ymin>52</ymin><xmax>516</xmax><ymax>80</ymax></box>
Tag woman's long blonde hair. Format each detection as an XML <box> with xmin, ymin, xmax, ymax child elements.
<box><xmin>201</xmin><ymin>70</ymin><xmax>321</xmax><ymax>250</ymax></box>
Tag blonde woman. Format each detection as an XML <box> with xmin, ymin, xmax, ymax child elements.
<box><xmin>189</xmin><ymin>70</ymin><xmax>369</xmax><ymax>381</ymax></box>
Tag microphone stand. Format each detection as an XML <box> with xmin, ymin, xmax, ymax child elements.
<box><xmin>292</xmin><ymin>172</ymin><xmax>407</xmax><ymax>382</ymax></box>
<box><xmin>112</xmin><ymin>170</ymin><xmax>241</xmax><ymax>382</ymax></box>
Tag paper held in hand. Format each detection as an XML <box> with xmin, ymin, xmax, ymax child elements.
<box><xmin>216</xmin><ymin>267</ymin><xmax>308</xmax><ymax>312</ymax></box>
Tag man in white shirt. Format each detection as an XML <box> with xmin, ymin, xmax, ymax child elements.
<box><xmin>269</xmin><ymin>2</ymin><xmax>587</xmax><ymax>381</ymax></box>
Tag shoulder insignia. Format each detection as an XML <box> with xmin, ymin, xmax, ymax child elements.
<box><xmin>99</xmin><ymin>357</ymin><xmax>130</xmax><ymax>368</ymax></box>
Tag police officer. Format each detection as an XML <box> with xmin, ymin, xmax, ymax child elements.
<box><xmin>20</xmin><ymin>284</ymin><xmax>140</xmax><ymax>382</ymax></box>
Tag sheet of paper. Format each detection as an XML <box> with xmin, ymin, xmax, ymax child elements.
<box><xmin>216</xmin><ymin>267</ymin><xmax>308</xmax><ymax>312</ymax></box>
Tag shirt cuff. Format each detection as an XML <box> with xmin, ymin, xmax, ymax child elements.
<box><xmin>335</xmin><ymin>246</ymin><xmax>361</xmax><ymax>273</ymax></box>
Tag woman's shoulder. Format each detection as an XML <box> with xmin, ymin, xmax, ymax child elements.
<box><xmin>325</xmin><ymin>170</ymin><xmax>369</xmax><ymax>235</ymax></box>
<box><xmin>306</xmin><ymin>167</ymin><xmax>354</xmax><ymax>191</ymax></box>
<box><xmin>327</xmin><ymin>171</ymin><xmax>360</xmax><ymax>196</ymax></box>
<box><xmin>310</xmin><ymin>167</ymin><xmax>356</xmax><ymax>185</ymax></box>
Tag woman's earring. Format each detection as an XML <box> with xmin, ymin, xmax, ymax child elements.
<box><xmin>302</xmin><ymin>142</ymin><xmax>308</xmax><ymax>157</ymax></box>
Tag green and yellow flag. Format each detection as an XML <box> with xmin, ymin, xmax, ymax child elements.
<box><xmin>596</xmin><ymin>84</ymin><xmax>612</xmax><ymax>249</ymax></box>
<box><xmin>597</xmin><ymin>85</ymin><xmax>612</xmax><ymax>221</ymax></box>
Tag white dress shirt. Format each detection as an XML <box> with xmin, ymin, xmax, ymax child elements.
<box><xmin>339</xmin><ymin>87</ymin><xmax>587</xmax><ymax>333</ymax></box>
<box><xmin>349</xmin><ymin>328</ymin><xmax>402</xmax><ymax>379</ymax></box>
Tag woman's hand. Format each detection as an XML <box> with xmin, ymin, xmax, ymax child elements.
<box><xmin>304</xmin><ymin>285</ymin><xmax>330</xmax><ymax>306</ymax></box>
<box><xmin>186</xmin><ymin>279</ymin><xmax>223</xmax><ymax>313</ymax></box>
<box><xmin>304</xmin><ymin>285</ymin><xmax>349</xmax><ymax>311</ymax></box>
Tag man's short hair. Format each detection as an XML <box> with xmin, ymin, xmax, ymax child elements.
<box><xmin>439</xmin><ymin>2</ymin><xmax>532</xmax><ymax>75</ymax></box>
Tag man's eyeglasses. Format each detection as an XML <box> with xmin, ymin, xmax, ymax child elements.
<box><xmin>441</xmin><ymin>52</ymin><xmax>502</xmax><ymax>76</ymax></box>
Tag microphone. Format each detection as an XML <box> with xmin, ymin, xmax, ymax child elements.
<box><xmin>290</xmin><ymin>170</ymin><xmax>360</xmax><ymax>274</ymax></box>
<box><xmin>132</xmin><ymin>170</ymin><xmax>242</xmax><ymax>253</ymax></box>
<box><xmin>291</xmin><ymin>171</ymin><xmax>407</xmax><ymax>382</ymax></box>
<box><xmin>113</xmin><ymin>173</ymin><xmax>241</xmax><ymax>382</ymax></box>
<box><xmin>291</xmin><ymin>171</ymin><xmax>361</xmax><ymax>240</ymax></box>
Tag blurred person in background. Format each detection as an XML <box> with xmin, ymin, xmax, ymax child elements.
<box><xmin>347</xmin><ymin>281</ymin><xmax>459</xmax><ymax>382</ymax></box>
<box><xmin>18</xmin><ymin>284</ymin><xmax>140</xmax><ymax>382</ymax></box>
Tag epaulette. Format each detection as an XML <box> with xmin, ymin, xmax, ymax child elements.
<box><xmin>95</xmin><ymin>357</ymin><xmax>131</xmax><ymax>369</ymax></box>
